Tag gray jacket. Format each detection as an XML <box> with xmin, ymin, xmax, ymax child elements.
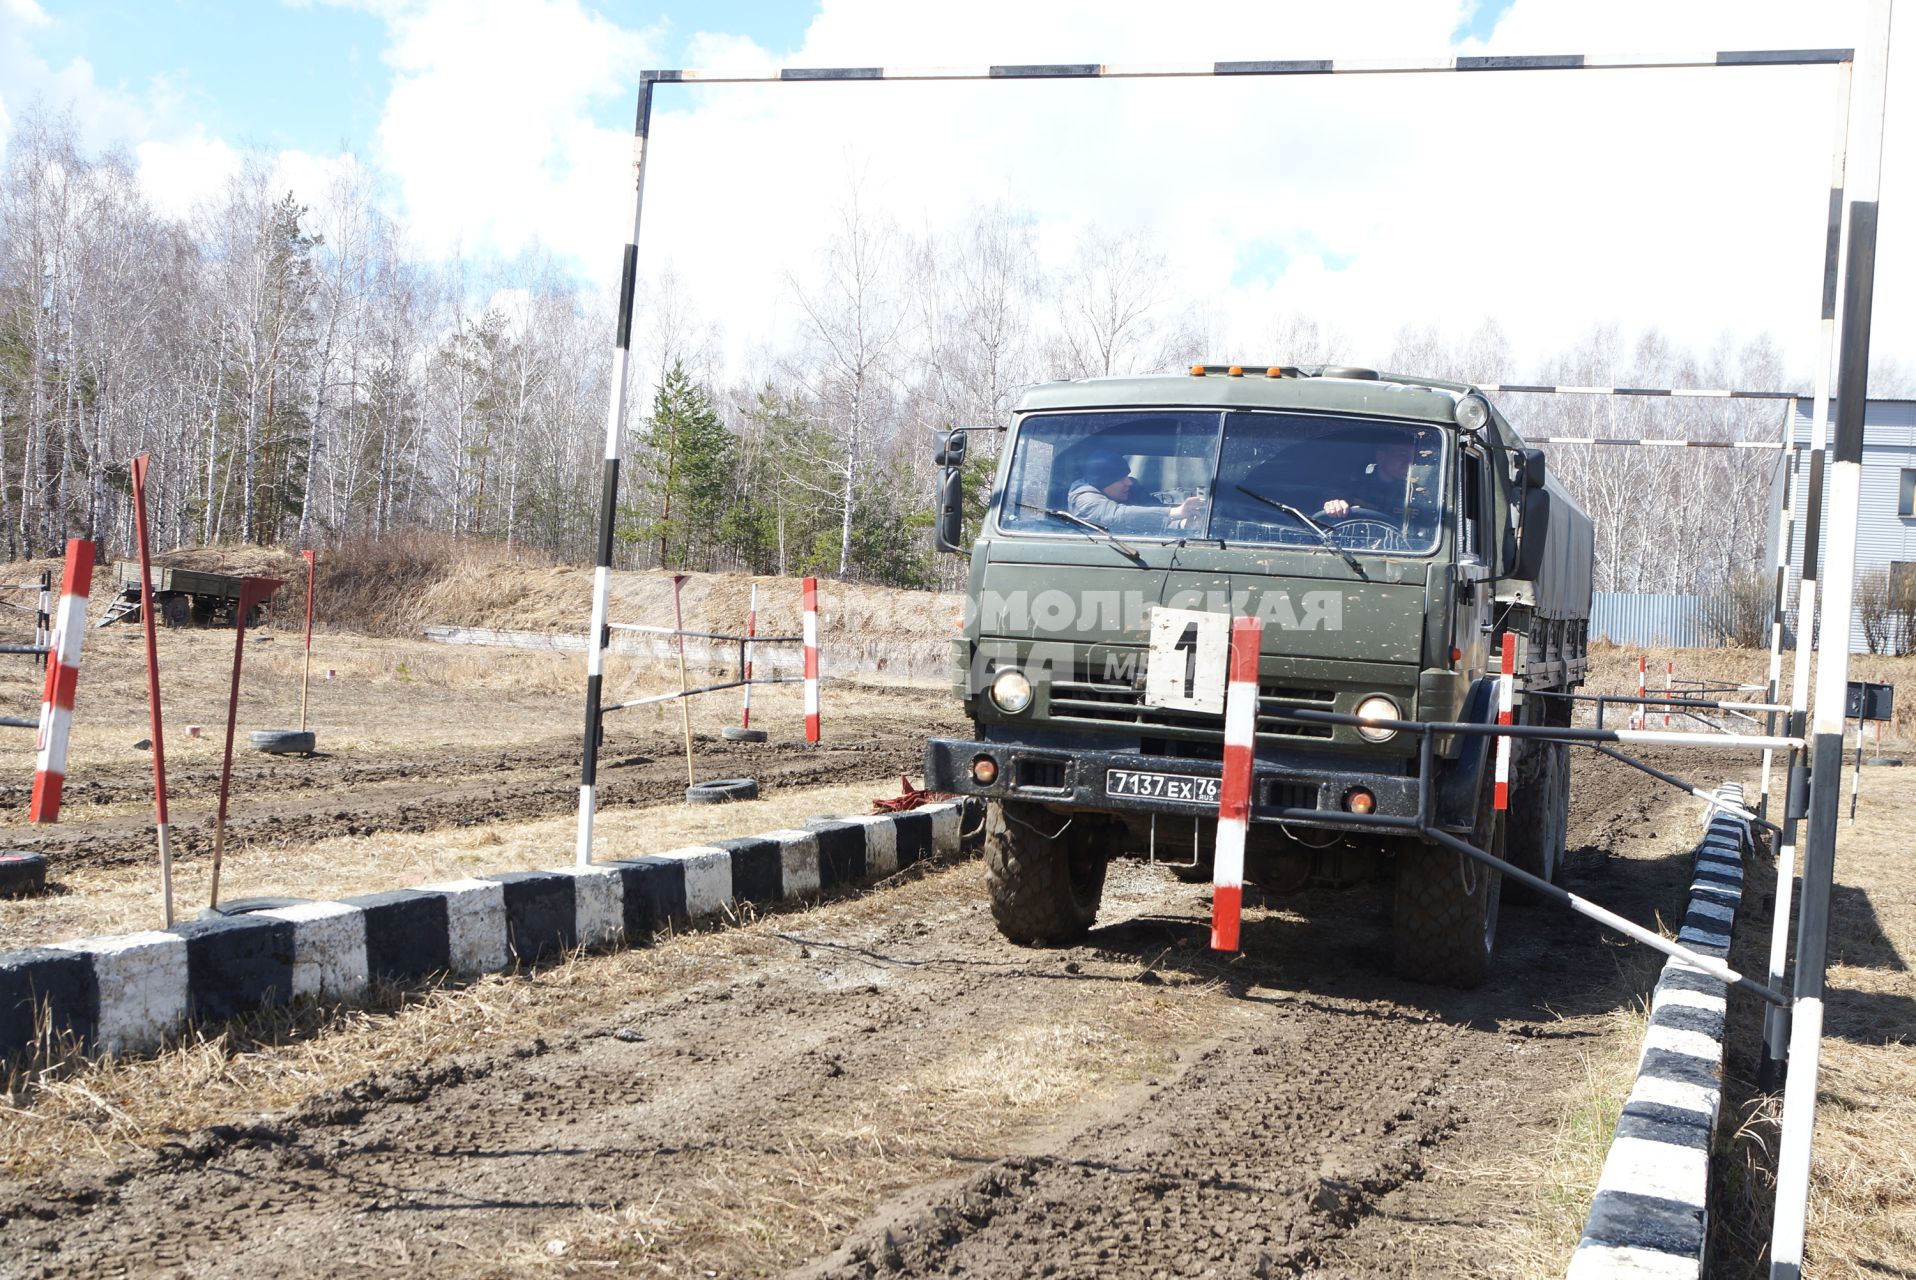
<box><xmin>1066</xmin><ymin>480</ymin><xmax>1176</xmax><ymax>532</ymax></box>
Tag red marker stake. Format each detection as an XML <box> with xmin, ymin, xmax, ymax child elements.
<box><xmin>129</xmin><ymin>457</ymin><xmax>174</xmax><ymax>924</ymax></box>
<box><xmin>209</xmin><ymin>576</ymin><xmax>283</xmax><ymax>909</ymax></box>
<box><xmin>1211</xmin><ymin>616</ymin><xmax>1263</xmax><ymax>952</ymax></box>
<box><xmin>802</xmin><ymin>577</ymin><xmax>820</xmax><ymax>744</ymax></box>
<box><xmin>1494</xmin><ymin>633</ymin><xmax>1515</xmax><ymax>811</ymax></box>
<box><xmin>30</xmin><ymin>539</ymin><xmax>94</xmax><ymax>823</ymax></box>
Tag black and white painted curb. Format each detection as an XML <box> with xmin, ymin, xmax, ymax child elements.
<box><xmin>0</xmin><ymin>799</ymin><xmax>982</xmax><ymax>1062</ymax></box>
<box><xmin>1567</xmin><ymin>783</ymin><xmax>1750</xmax><ymax>1279</ymax></box>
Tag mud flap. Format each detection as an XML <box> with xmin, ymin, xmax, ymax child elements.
<box><xmin>1434</xmin><ymin>678</ymin><xmax>1499</xmax><ymax>831</ymax></box>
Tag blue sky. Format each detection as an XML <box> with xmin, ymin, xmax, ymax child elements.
<box><xmin>15</xmin><ymin>1</ymin><xmax>816</xmax><ymax>154</ymax></box>
<box><xmin>1</xmin><ymin>1</ymin><xmax>1908</xmax><ymax>381</ymax></box>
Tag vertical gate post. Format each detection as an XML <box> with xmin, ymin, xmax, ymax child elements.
<box><xmin>802</xmin><ymin>577</ymin><xmax>821</xmax><ymax>744</ymax></box>
<box><xmin>576</xmin><ymin>75</ymin><xmax>657</xmax><ymax>868</ymax></box>
<box><xmin>1771</xmin><ymin>6</ymin><xmax>1893</xmax><ymax>1275</ymax></box>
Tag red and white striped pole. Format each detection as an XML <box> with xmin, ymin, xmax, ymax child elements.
<box><xmin>30</xmin><ymin>539</ymin><xmax>95</xmax><ymax>823</ymax></box>
<box><xmin>802</xmin><ymin>576</ymin><xmax>820</xmax><ymax>743</ymax></box>
<box><xmin>1211</xmin><ymin>615</ymin><xmax>1262</xmax><ymax>952</ymax></box>
<box><xmin>1632</xmin><ymin>655</ymin><xmax>1646</xmax><ymax>730</ymax></box>
<box><xmin>1664</xmin><ymin>659</ymin><xmax>1674</xmax><ymax>729</ymax></box>
<box><xmin>1494</xmin><ymin>633</ymin><xmax>1516</xmax><ymax>812</ymax></box>
<box><xmin>741</xmin><ymin>583</ymin><xmax>758</xmax><ymax>730</ymax></box>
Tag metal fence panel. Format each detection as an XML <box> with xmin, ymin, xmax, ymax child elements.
<box><xmin>1590</xmin><ymin>592</ymin><xmax>1707</xmax><ymax>647</ymax></box>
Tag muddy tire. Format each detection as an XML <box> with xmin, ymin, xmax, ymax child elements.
<box><xmin>0</xmin><ymin>851</ymin><xmax>48</xmax><ymax>898</ymax></box>
<box><xmin>721</xmin><ymin>726</ymin><xmax>769</xmax><ymax>743</ymax></box>
<box><xmin>1506</xmin><ymin>738</ymin><xmax>1570</xmax><ymax>896</ymax></box>
<box><xmin>1393</xmin><ymin>769</ymin><xmax>1504</xmax><ymax>988</ymax></box>
<box><xmin>686</xmin><ymin>777</ymin><xmax>759</xmax><ymax>805</ymax></box>
<box><xmin>251</xmin><ymin>729</ymin><xmax>316</xmax><ymax>755</ymax></box>
<box><xmin>985</xmin><ymin>800</ymin><xmax>1107</xmax><ymax>945</ymax></box>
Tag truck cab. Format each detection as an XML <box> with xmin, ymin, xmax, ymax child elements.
<box><xmin>925</xmin><ymin>365</ymin><xmax>1593</xmax><ymax>986</ymax></box>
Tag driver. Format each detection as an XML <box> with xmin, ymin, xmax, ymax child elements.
<box><xmin>1322</xmin><ymin>439</ymin><xmax>1415</xmax><ymax>519</ymax></box>
<box><xmin>1067</xmin><ymin>449</ymin><xmax>1205</xmax><ymax>531</ymax></box>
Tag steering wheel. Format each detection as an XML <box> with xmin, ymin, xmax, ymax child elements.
<box><xmin>1310</xmin><ymin>509</ymin><xmax>1417</xmax><ymax>551</ymax></box>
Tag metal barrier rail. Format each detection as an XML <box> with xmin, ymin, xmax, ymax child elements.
<box><xmin>1257</xmin><ymin>703</ymin><xmax>1792</xmax><ymax>1008</ymax></box>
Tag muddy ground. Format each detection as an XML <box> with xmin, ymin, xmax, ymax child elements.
<box><xmin>0</xmin><ymin>626</ymin><xmax>954</xmax><ymax>876</ymax></box>
<box><xmin>0</xmin><ymin>746</ymin><xmax>1735</xmax><ymax>1279</ymax></box>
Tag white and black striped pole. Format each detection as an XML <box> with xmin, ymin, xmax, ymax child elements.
<box><xmin>576</xmin><ymin>74</ymin><xmax>657</xmax><ymax>868</ymax></box>
<box><xmin>1759</xmin><ymin>396</ymin><xmax>1801</xmax><ymax>824</ymax></box>
<box><xmin>1772</xmin><ymin>5</ymin><xmax>1892</xmax><ymax>1275</ymax></box>
<box><xmin>1763</xmin><ymin>55</ymin><xmax>1856</xmax><ymax>1091</ymax></box>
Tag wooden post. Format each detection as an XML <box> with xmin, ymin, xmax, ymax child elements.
<box><xmin>299</xmin><ymin>549</ymin><xmax>315</xmax><ymax>732</ymax></box>
<box><xmin>129</xmin><ymin>456</ymin><xmax>174</xmax><ymax>926</ymax></box>
<box><xmin>672</xmin><ymin>573</ymin><xmax>694</xmax><ymax>786</ymax></box>
<box><xmin>209</xmin><ymin>576</ymin><xmax>283</xmax><ymax>909</ymax></box>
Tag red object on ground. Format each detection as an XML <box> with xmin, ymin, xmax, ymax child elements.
<box><xmin>30</xmin><ymin>539</ymin><xmax>95</xmax><ymax>823</ymax></box>
<box><xmin>1211</xmin><ymin>615</ymin><xmax>1263</xmax><ymax>952</ymax></box>
<box><xmin>871</xmin><ymin>774</ymin><xmax>955</xmax><ymax>814</ymax></box>
<box><xmin>802</xmin><ymin>577</ymin><xmax>820</xmax><ymax>743</ymax></box>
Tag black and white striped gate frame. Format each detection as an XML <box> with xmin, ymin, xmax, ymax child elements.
<box><xmin>579</xmin><ymin>24</ymin><xmax>1895</xmax><ymax>1276</ymax></box>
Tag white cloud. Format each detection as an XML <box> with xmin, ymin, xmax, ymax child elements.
<box><xmin>370</xmin><ymin>0</ymin><xmax>662</xmax><ymax>264</ymax></box>
<box><xmin>135</xmin><ymin>131</ymin><xmax>242</xmax><ymax>217</ymax></box>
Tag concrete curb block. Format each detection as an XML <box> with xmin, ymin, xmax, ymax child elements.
<box><xmin>0</xmin><ymin>797</ymin><xmax>984</xmax><ymax>1063</ymax></box>
<box><xmin>1566</xmin><ymin>783</ymin><xmax>1750</xmax><ymax>1280</ymax></box>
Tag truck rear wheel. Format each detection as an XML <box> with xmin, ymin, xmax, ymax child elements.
<box><xmin>1507</xmin><ymin>737</ymin><xmax>1570</xmax><ymax>893</ymax></box>
<box><xmin>1392</xmin><ymin>769</ymin><xmax>1504</xmax><ymax>988</ymax></box>
<box><xmin>985</xmin><ymin>800</ymin><xmax>1108</xmax><ymax>945</ymax></box>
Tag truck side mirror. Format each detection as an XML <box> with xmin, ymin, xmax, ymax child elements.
<box><xmin>935</xmin><ymin>467</ymin><xmax>965</xmax><ymax>553</ymax></box>
<box><xmin>934</xmin><ymin>430</ymin><xmax>968</xmax><ymax>469</ymax></box>
<box><xmin>1521</xmin><ymin>448</ymin><xmax>1546</xmax><ymax>488</ymax></box>
<box><xmin>933</xmin><ymin>429</ymin><xmax>968</xmax><ymax>554</ymax></box>
<box><xmin>1513</xmin><ymin>485</ymin><xmax>1550</xmax><ymax>579</ymax></box>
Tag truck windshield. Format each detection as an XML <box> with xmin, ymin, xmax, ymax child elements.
<box><xmin>998</xmin><ymin>409</ymin><xmax>1445</xmax><ymax>554</ymax></box>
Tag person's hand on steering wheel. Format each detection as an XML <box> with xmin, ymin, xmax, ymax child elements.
<box><xmin>1320</xmin><ymin>498</ymin><xmax>1362</xmax><ymax>519</ymax></box>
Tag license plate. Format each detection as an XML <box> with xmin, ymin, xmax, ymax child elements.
<box><xmin>1105</xmin><ymin>769</ymin><xmax>1220</xmax><ymax>803</ymax></box>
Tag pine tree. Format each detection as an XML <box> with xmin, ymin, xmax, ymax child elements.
<box><xmin>635</xmin><ymin>360</ymin><xmax>733</xmax><ymax>568</ymax></box>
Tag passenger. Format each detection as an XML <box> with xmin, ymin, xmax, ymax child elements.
<box><xmin>1066</xmin><ymin>449</ymin><xmax>1205</xmax><ymax>531</ymax></box>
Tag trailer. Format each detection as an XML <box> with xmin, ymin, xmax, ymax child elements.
<box><xmin>96</xmin><ymin>562</ymin><xmax>281</xmax><ymax>629</ymax></box>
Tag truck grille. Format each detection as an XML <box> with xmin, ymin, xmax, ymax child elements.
<box><xmin>1048</xmin><ymin>675</ymin><xmax>1336</xmax><ymax>740</ymax></box>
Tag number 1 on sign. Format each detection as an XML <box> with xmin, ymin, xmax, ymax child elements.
<box><xmin>1144</xmin><ymin>607</ymin><xmax>1229</xmax><ymax>713</ymax></box>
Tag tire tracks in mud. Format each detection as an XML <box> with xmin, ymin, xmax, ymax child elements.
<box><xmin>0</xmin><ymin>725</ymin><xmax>936</xmax><ymax>873</ymax></box>
<box><xmin>0</xmin><ymin>746</ymin><xmax>1739</xmax><ymax>1279</ymax></box>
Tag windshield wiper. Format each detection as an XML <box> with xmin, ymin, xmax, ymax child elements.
<box><xmin>1013</xmin><ymin>501</ymin><xmax>1146</xmax><ymax>565</ymax></box>
<box><xmin>1233</xmin><ymin>485</ymin><xmax>1369</xmax><ymax>581</ymax></box>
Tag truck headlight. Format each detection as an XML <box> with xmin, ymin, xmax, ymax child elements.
<box><xmin>1354</xmin><ymin>695</ymin><xmax>1399</xmax><ymax>742</ymax></box>
<box><xmin>990</xmin><ymin>668</ymin><xmax>1034</xmax><ymax>714</ymax></box>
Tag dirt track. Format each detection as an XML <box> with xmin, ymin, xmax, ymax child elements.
<box><xmin>0</xmin><ymin>748</ymin><xmax>1730</xmax><ymax>1278</ymax></box>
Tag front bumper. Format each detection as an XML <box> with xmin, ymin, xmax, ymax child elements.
<box><xmin>924</xmin><ymin>736</ymin><xmax>1425</xmax><ymax>830</ymax></box>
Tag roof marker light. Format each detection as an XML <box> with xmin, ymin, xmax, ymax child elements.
<box><xmin>1266</xmin><ymin>367</ymin><xmax>1283</xmax><ymax>377</ymax></box>
<box><xmin>1191</xmin><ymin>364</ymin><xmax>1206</xmax><ymax>377</ymax></box>
<box><xmin>1228</xmin><ymin>365</ymin><xmax>1244</xmax><ymax>377</ymax></box>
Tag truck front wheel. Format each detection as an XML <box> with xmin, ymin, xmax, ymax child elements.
<box><xmin>1392</xmin><ymin>769</ymin><xmax>1505</xmax><ymax>988</ymax></box>
<box><xmin>985</xmin><ymin>799</ymin><xmax>1109</xmax><ymax>945</ymax></box>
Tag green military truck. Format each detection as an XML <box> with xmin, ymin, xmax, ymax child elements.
<box><xmin>924</xmin><ymin>365</ymin><xmax>1595</xmax><ymax>986</ymax></box>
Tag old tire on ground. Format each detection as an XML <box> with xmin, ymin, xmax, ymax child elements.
<box><xmin>0</xmin><ymin>851</ymin><xmax>48</xmax><ymax>898</ymax></box>
<box><xmin>159</xmin><ymin>594</ymin><xmax>192</xmax><ymax>628</ymax></box>
<box><xmin>199</xmin><ymin>896</ymin><xmax>311</xmax><ymax>920</ymax></box>
<box><xmin>984</xmin><ymin>799</ymin><xmax>1108</xmax><ymax>945</ymax></box>
<box><xmin>1392</xmin><ymin>767</ymin><xmax>1505</xmax><ymax>988</ymax></box>
<box><xmin>251</xmin><ymin>729</ymin><xmax>316</xmax><ymax>755</ymax></box>
<box><xmin>686</xmin><ymin>777</ymin><xmax>759</xmax><ymax>805</ymax></box>
<box><xmin>721</xmin><ymin>726</ymin><xmax>769</xmax><ymax>743</ymax></box>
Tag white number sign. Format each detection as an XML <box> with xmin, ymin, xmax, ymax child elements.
<box><xmin>1144</xmin><ymin>607</ymin><xmax>1230</xmax><ymax>713</ymax></box>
